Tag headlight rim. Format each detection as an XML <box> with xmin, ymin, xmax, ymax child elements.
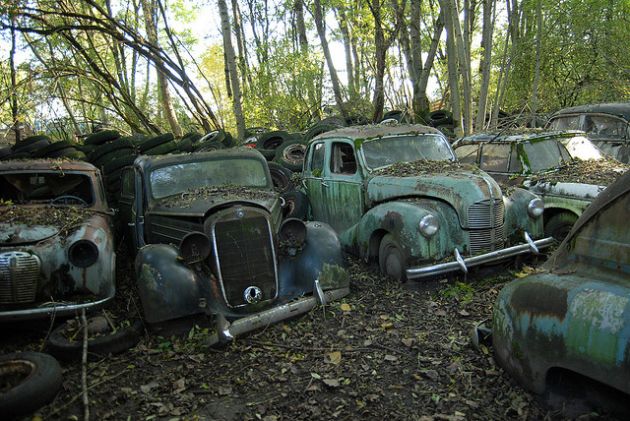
<box><xmin>68</xmin><ymin>239</ymin><xmax>99</xmax><ymax>268</ymax></box>
<box><xmin>527</xmin><ymin>198</ymin><xmax>544</xmax><ymax>218</ymax></box>
<box><xmin>419</xmin><ymin>214</ymin><xmax>439</xmax><ymax>238</ymax></box>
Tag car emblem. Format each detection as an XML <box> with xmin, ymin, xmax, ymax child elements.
<box><xmin>243</xmin><ymin>286</ymin><xmax>263</xmax><ymax>304</ymax></box>
<box><xmin>235</xmin><ymin>208</ymin><xmax>245</xmax><ymax>219</ymax></box>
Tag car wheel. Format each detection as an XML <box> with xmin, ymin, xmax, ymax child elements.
<box><xmin>0</xmin><ymin>352</ymin><xmax>62</xmax><ymax>419</ymax></box>
<box><xmin>46</xmin><ymin>318</ymin><xmax>143</xmax><ymax>362</ymax></box>
<box><xmin>379</xmin><ymin>234</ymin><xmax>407</xmax><ymax>282</ymax></box>
<box><xmin>544</xmin><ymin>212</ymin><xmax>578</xmax><ymax>241</ymax></box>
<box><xmin>281</xmin><ymin>190</ymin><xmax>309</xmax><ymax>220</ymax></box>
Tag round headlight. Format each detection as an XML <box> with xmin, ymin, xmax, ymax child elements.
<box><xmin>179</xmin><ymin>232</ymin><xmax>211</xmax><ymax>265</ymax></box>
<box><xmin>527</xmin><ymin>198</ymin><xmax>544</xmax><ymax>218</ymax></box>
<box><xmin>279</xmin><ymin>218</ymin><xmax>307</xmax><ymax>247</ymax></box>
<box><xmin>68</xmin><ymin>240</ymin><xmax>99</xmax><ymax>268</ymax></box>
<box><xmin>419</xmin><ymin>214</ymin><xmax>439</xmax><ymax>237</ymax></box>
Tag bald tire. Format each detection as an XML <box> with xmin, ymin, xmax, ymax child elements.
<box><xmin>378</xmin><ymin>234</ymin><xmax>407</xmax><ymax>282</ymax></box>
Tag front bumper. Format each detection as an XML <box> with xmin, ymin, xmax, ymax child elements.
<box><xmin>0</xmin><ymin>292</ymin><xmax>115</xmax><ymax>321</ymax></box>
<box><xmin>206</xmin><ymin>287</ymin><xmax>350</xmax><ymax>346</ymax></box>
<box><xmin>406</xmin><ymin>233</ymin><xmax>554</xmax><ymax>280</ymax></box>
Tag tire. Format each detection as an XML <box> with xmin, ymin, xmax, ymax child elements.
<box><xmin>281</xmin><ymin>190</ymin><xmax>309</xmax><ymax>220</ymax></box>
<box><xmin>268</xmin><ymin>162</ymin><xmax>294</xmax><ymax>193</ymax></box>
<box><xmin>178</xmin><ymin>137</ymin><xmax>195</xmax><ymax>153</ymax></box>
<box><xmin>304</xmin><ymin>122</ymin><xmax>345</xmax><ymax>142</ymax></box>
<box><xmin>66</xmin><ymin>150</ymin><xmax>87</xmax><ymax>161</ymax></box>
<box><xmin>103</xmin><ymin>154</ymin><xmax>136</xmax><ymax>175</ymax></box>
<box><xmin>92</xmin><ymin>147</ymin><xmax>135</xmax><ymax>169</ymax></box>
<box><xmin>258</xmin><ymin>148</ymin><xmax>276</xmax><ymax>161</ymax></box>
<box><xmin>46</xmin><ymin>319</ymin><xmax>143</xmax><ymax>362</ymax></box>
<box><xmin>138</xmin><ymin>133</ymin><xmax>174</xmax><ymax>153</ymax></box>
<box><xmin>256</xmin><ymin>131</ymin><xmax>291</xmax><ymax>151</ymax></box>
<box><xmin>544</xmin><ymin>212</ymin><xmax>578</xmax><ymax>241</ymax></box>
<box><xmin>144</xmin><ymin>140</ymin><xmax>178</xmax><ymax>156</ymax></box>
<box><xmin>379</xmin><ymin>234</ymin><xmax>407</xmax><ymax>282</ymax></box>
<box><xmin>195</xmin><ymin>140</ymin><xmax>225</xmax><ymax>152</ymax></box>
<box><xmin>274</xmin><ymin>139</ymin><xmax>307</xmax><ymax>172</ymax></box>
<box><xmin>429</xmin><ymin>109</ymin><xmax>454</xmax><ymax>127</ymax></box>
<box><xmin>46</xmin><ymin>147</ymin><xmax>78</xmax><ymax>159</ymax></box>
<box><xmin>85</xmin><ymin>130</ymin><xmax>120</xmax><ymax>146</ymax></box>
<box><xmin>196</xmin><ymin>130</ymin><xmax>226</xmax><ymax>150</ymax></box>
<box><xmin>13</xmin><ymin>137</ymin><xmax>50</xmax><ymax>154</ymax></box>
<box><xmin>89</xmin><ymin>138</ymin><xmax>134</xmax><ymax>162</ymax></box>
<box><xmin>3</xmin><ymin>151</ymin><xmax>31</xmax><ymax>160</ymax></box>
<box><xmin>0</xmin><ymin>145</ymin><xmax>11</xmax><ymax>160</ymax></box>
<box><xmin>221</xmin><ymin>132</ymin><xmax>237</xmax><ymax>148</ymax></box>
<box><xmin>0</xmin><ymin>352</ymin><xmax>63</xmax><ymax>419</ymax></box>
<box><xmin>30</xmin><ymin>141</ymin><xmax>71</xmax><ymax>158</ymax></box>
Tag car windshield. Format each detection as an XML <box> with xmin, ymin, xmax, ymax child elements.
<box><xmin>560</xmin><ymin>135</ymin><xmax>605</xmax><ymax>160</ymax></box>
<box><xmin>362</xmin><ymin>134</ymin><xmax>454</xmax><ymax>169</ymax></box>
<box><xmin>523</xmin><ymin>139</ymin><xmax>571</xmax><ymax>172</ymax></box>
<box><xmin>0</xmin><ymin>172</ymin><xmax>94</xmax><ymax>205</ymax></box>
<box><xmin>150</xmin><ymin>158</ymin><xmax>269</xmax><ymax>199</ymax></box>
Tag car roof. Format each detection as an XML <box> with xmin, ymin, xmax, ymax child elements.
<box><xmin>134</xmin><ymin>148</ymin><xmax>267</xmax><ymax>171</ymax></box>
<box><xmin>454</xmin><ymin>129</ymin><xmax>584</xmax><ymax>147</ymax></box>
<box><xmin>0</xmin><ymin>159</ymin><xmax>99</xmax><ymax>173</ymax></box>
<box><xmin>549</xmin><ymin>102</ymin><xmax>630</xmax><ymax>121</ymax></box>
<box><xmin>310</xmin><ymin>124</ymin><xmax>442</xmax><ymax>143</ymax></box>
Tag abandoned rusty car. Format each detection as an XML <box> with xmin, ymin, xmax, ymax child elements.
<box><xmin>118</xmin><ymin>149</ymin><xmax>349</xmax><ymax>344</ymax></box>
<box><xmin>0</xmin><ymin>160</ymin><xmax>116</xmax><ymax>320</ymax></box>
<box><xmin>301</xmin><ymin>124</ymin><xmax>553</xmax><ymax>282</ymax></box>
<box><xmin>453</xmin><ymin>130</ymin><xmax>628</xmax><ymax>239</ymax></box>
<box><xmin>492</xmin><ymin>170</ymin><xmax>630</xmax><ymax>402</ymax></box>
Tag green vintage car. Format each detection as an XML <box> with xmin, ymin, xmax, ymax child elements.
<box><xmin>302</xmin><ymin>125</ymin><xmax>553</xmax><ymax>281</ymax></box>
<box><xmin>453</xmin><ymin>130</ymin><xmax>628</xmax><ymax>240</ymax></box>
<box><xmin>493</xmin><ymin>170</ymin><xmax>630</xmax><ymax>402</ymax></box>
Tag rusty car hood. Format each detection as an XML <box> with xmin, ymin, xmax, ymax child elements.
<box><xmin>366</xmin><ymin>170</ymin><xmax>502</xmax><ymax>227</ymax></box>
<box><xmin>0</xmin><ymin>223</ymin><xmax>59</xmax><ymax>245</ymax></box>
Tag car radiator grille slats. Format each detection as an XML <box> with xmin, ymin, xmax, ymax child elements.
<box><xmin>213</xmin><ymin>214</ymin><xmax>276</xmax><ymax>307</ymax></box>
<box><xmin>467</xmin><ymin>199</ymin><xmax>506</xmax><ymax>255</ymax></box>
<box><xmin>0</xmin><ymin>252</ymin><xmax>40</xmax><ymax>304</ymax></box>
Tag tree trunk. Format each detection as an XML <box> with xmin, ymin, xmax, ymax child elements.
<box><xmin>218</xmin><ymin>0</ymin><xmax>246</xmax><ymax>140</ymax></box>
<box><xmin>529</xmin><ymin>0</ymin><xmax>543</xmax><ymax>127</ymax></box>
<box><xmin>475</xmin><ymin>0</ymin><xmax>494</xmax><ymax>130</ymax></box>
<box><xmin>417</xmin><ymin>11</ymin><xmax>444</xmax><ymax>114</ymax></box>
<box><xmin>441</xmin><ymin>0</ymin><xmax>463</xmax><ymax>137</ymax></box>
<box><xmin>337</xmin><ymin>7</ymin><xmax>356</xmax><ymax>100</ymax></box>
<box><xmin>9</xmin><ymin>14</ymin><xmax>20</xmax><ymax>144</ymax></box>
<box><xmin>450</xmin><ymin>0</ymin><xmax>472</xmax><ymax>135</ymax></box>
<box><xmin>141</xmin><ymin>0</ymin><xmax>182</xmax><ymax>136</ymax></box>
<box><xmin>294</xmin><ymin>0</ymin><xmax>308</xmax><ymax>53</ymax></box>
<box><xmin>231</xmin><ymin>0</ymin><xmax>248</xmax><ymax>89</ymax></box>
<box><xmin>313</xmin><ymin>0</ymin><xmax>347</xmax><ymax>117</ymax></box>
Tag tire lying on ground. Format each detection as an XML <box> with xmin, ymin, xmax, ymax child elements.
<box><xmin>268</xmin><ymin>162</ymin><xmax>294</xmax><ymax>193</ymax></box>
<box><xmin>138</xmin><ymin>133</ymin><xmax>174</xmax><ymax>153</ymax></box>
<box><xmin>281</xmin><ymin>190</ymin><xmax>309</xmax><ymax>220</ymax></box>
<box><xmin>274</xmin><ymin>139</ymin><xmax>307</xmax><ymax>172</ymax></box>
<box><xmin>0</xmin><ymin>352</ymin><xmax>63</xmax><ymax>419</ymax></box>
<box><xmin>46</xmin><ymin>317</ymin><xmax>143</xmax><ymax>362</ymax></box>
<box><xmin>84</xmin><ymin>130</ymin><xmax>120</xmax><ymax>146</ymax></box>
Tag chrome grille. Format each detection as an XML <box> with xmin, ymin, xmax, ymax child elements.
<box><xmin>212</xmin><ymin>209</ymin><xmax>277</xmax><ymax>308</ymax></box>
<box><xmin>0</xmin><ymin>252</ymin><xmax>40</xmax><ymax>304</ymax></box>
<box><xmin>468</xmin><ymin>225</ymin><xmax>505</xmax><ymax>255</ymax></box>
<box><xmin>468</xmin><ymin>199</ymin><xmax>504</xmax><ymax>229</ymax></box>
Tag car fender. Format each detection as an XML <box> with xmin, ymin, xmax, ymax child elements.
<box><xmin>347</xmin><ymin>199</ymin><xmax>463</xmax><ymax>264</ymax></box>
<box><xmin>503</xmin><ymin>187</ymin><xmax>545</xmax><ymax>242</ymax></box>
<box><xmin>278</xmin><ymin>221</ymin><xmax>348</xmax><ymax>298</ymax></box>
<box><xmin>135</xmin><ymin>244</ymin><xmax>204</xmax><ymax>324</ymax></box>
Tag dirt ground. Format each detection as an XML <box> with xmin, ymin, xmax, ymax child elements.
<box><xmin>0</xmin><ymin>251</ymin><xmax>618</xmax><ymax>421</ymax></box>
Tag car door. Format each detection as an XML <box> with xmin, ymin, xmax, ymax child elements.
<box><xmin>302</xmin><ymin>141</ymin><xmax>329</xmax><ymax>222</ymax></box>
<box><xmin>321</xmin><ymin>140</ymin><xmax>365</xmax><ymax>233</ymax></box>
<box><xmin>118</xmin><ymin>167</ymin><xmax>143</xmax><ymax>250</ymax></box>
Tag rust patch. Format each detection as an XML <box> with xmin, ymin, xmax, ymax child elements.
<box><xmin>510</xmin><ymin>282</ymin><xmax>568</xmax><ymax>320</ymax></box>
<box><xmin>383</xmin><ymin>211</ymin><xmax>403</xmax><ymax>232</ymax></box>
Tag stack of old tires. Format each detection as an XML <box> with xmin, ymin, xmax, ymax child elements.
<box><xmin>84</xmin><ymin>130</ymin><xmax>136</xmax><ymax>206</ymax></box>
<box><xmin>190</xmin><ymin>129</ymin><xmax>237</xmax><ymax>152</ymax></box>
<box><xmin>0</xmin><ymin>135</ymin><xmax>86</xmax><ymax>161</ymax></box>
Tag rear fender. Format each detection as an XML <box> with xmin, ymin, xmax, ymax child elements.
<box><xmin>135</xmin><ymin>244</ymin><xmax>204</xmax><ymax>323</ymax></box>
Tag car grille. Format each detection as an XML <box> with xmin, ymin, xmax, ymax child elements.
<box><xmin>212</xmin><ymin>209</ymin><xmax>277</xmax><ymax>308</ymax></box>
<box><xmin>468</xmin><ymin>225</ymin><xmax>505</xmax><ymax>255</ymax></box>
<box><xmin>467</xmin><ymin>199</ymin><xmax>505</xmax><ymax>255</ymax></box>
<box><xmin>0</xmin><ymin>252</ymin><xmax>40</xmax><ymax>304</ymax></box>
<box><xmin>468</xmin><ymin>199</ymin><xmax>504</xmax><ymax>228</ymax></box>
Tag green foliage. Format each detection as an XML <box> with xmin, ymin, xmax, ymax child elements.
<box><xmin>440</xmin><ymin>281</ymin><xmax>474</xmax><ymax>304</ymax></box>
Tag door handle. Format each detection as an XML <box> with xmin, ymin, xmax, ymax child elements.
<box><xmin>321</xmin><ymin>181</ymin><xmax>329</xmax><ymax>188</ymax></box>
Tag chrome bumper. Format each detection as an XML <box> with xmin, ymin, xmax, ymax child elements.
<box><xmin>406</xmin><ymin>233</ymin><xmax>554</xmax><ymax>281</ymax></box>
<box><xmin>206</xmin><ymin>287</ymin><xmax>350</xmax><ymax>346</ymax></box>
<box><xmin>0</xmin><ymin>292</ymin><xmax>115</xmax><ymax>321</ymax></box>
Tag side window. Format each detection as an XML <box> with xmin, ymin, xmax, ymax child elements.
<box><xmin>454</xmin><ymin>144</ymin><xmax>479</xmax><ymax>164</ymax></box>
<box><xmin>480</xmin><ymin>144</ymin><xmax>510</xmax><ymax>172</ymax></box>
<box><xmin>309</xmin><ymin>142</ymin><xmax>325</xmax><ymax>176</ymax></box>
<box><xmin>330</xmin><ymin>142</ymin><xmax>357</xmax><ymax>174</ymax></box>
<box><xmin>584</xmin><ymin>115</ymin><xmax>626</xmax><ymax>137</ymax></box>
<box><xmin>549</xmin><ymin>115</ymin><xmax>581</xmax><ymax>130</ymax></box>
<box><xmin>121</xmin><ymin>168</ymin><xmax>134</xmax><ymax>197</ymax></box>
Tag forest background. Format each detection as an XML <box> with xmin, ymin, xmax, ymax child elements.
<box><xmin>1</xmin><ymin>0</ymin><xmax>629</xmax><ymax>143</ymax></box>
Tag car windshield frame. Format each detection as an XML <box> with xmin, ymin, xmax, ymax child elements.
<box><xmin>0</xmin><ymin>170</ymin><xmax>96</xmax><ymax>206</ymax></box>
<box><xmin>522</xmin><ymin>138</ymin><xmax>572</xmax><ymax>172</ymax></box>
<box><xmin>148</xmin><ymin>157</ymin><xmax>271</xmax><ymax>200</ymax></box>
<box><xmin>360</xmin><ymin>134</ymin><xmax>455</xmax><ymax>171</ymax></box>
